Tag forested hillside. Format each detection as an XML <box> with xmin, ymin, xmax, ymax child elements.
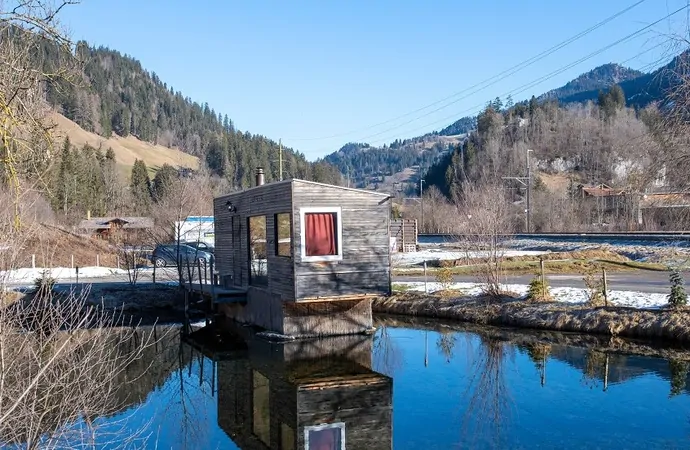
<box><xmin>323</xmin><ymin>135</ymin><xmax>461</xmax><ymax>189</ymax></box>
<box><xmin>324</xmin><ymin>61</ymin><xmax>660</xmax><ymax>186</ymax></box>
<box><xmin>418</xmin><ymin>82</ymin><xmax>685</xmax><ymax>232</ymax></box>
<box><xmin>43</xmin><ymin>43</ymin><xmax>341</xmax><ymax>187</ymax></box>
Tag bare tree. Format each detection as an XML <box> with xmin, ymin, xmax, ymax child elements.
<box><xmin>0</xmin><ymin>279</ymin><xmax>165</xmax><ymax>448</ymax></box>
<box><xmin>0</xmin><ymin>0</ymin><xmax>81</xmax><ymax>231</ymax></box>
<box><xmin>454</xmin><ymin>182</ymin><xmax>515</xmax><ymax>298</ymax></box>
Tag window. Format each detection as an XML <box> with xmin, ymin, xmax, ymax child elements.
<box><xmin>304</xmin><ymin>423</ymin><xmax>345</xmax><ymax>450</ymax></box>
<box><xmin>300</xmin><ymin>207</ymin><xmax>342</xmax><ymax>262</ymax></box>
<box><xmin>248</xmin><ymin>215</ymin><xmax>268</xmax><ymax>286</ymax></box>
<box><xmin>275</xmin><ymin>213</ymin><xmax>292</xmax><ymax>257</ymax></box>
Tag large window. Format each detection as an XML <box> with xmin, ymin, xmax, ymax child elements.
<box><xmin>300</xmin><ymin>207</ymin><xmax>342</xmax><ymax>262</ymax></box>
<box><xmin>248</xmin><ymin>215</ymin><xmax>268</xmax><ymax>286</ymax></box>
<box><xmin>275</xmin><ymin>213</ymin><xmax>292</xmax><ymax>257</ymax></box>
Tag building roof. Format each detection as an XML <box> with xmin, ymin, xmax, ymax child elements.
<box><xmin>216</xmin><ymin>178</ymin><xmax>392</xmax><ymax>200</ymax></box>
<box><xmin>78</xmin><ymin>216</ymin><xmax>154</xmax><ymax>230</ymax></box>
<box><xmin>640</xmin><ymin>193</ymin><xmax>690</xmax><ymax>209</ymax></box>
<box><xmin>578</xmin><ymin>184</ymin><xmax>626</xmax><ymax>197</ymax></box>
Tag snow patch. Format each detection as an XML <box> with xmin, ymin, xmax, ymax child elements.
<box><xmin>395</xmin><ymin>281</ymin><xmax>669</xmax><ymax>310</ymax></box>
<box><xmin>392</xmin><ymin>249</ymin><xmax>549</xmax><ymax>267</ymax></box>
<box><xmin>0</xmin><ymin>266</ymin><xmax>128</xmax><ymax>283</ymax></box>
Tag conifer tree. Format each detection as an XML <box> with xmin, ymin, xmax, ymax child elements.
<box><xmin>668</xmin><ymin>269</ymin><xmax>687</xmax><ymax>308</ymax></box>
<box><xmin>130</xmin><ymin>159</ymin><xmax>151</xmax><ymax>212</ymax></box>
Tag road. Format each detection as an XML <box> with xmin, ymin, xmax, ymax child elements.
<box><xmin>5</xmin><ymin>268</ymin><xmax>681</xmax><ymax>294</ymax></box>
<box><xmin>392</xmin><ymin>271</ymin><xmax>683</xmax><ymax>294</ymax></box>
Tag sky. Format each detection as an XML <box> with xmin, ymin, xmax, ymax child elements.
<box><xmin>60</xmin><ymin>0</ymin><xmax>689</xmax><ymax>159</ymax></box>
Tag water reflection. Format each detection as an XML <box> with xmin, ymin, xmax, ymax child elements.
<box><xmin>186</xmin><ymin>320</ymin><xmax>394</xmax><ymax>450</ymax></box>
<box><xmin>27</xmin><ymin>318</ymin><xmax>690</xmax><ymax>449</ymax></box>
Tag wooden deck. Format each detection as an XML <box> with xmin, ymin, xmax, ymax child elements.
<box><xmin>185</xmin><ymin>282</ymin><xmax>247</xmax><ymax>303</ymax></box>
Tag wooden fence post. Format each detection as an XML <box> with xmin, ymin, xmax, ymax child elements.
<box><xmin>540</xmin><ymin>258</ymin><xmax>546</xmax><ymax>298</ymax></box>
<box><xmin>96</xmin><ymin>254</ymin><xmax>100</xmax><ymax>267</ymax></box>
<box><xmin>31</xmin><ymin>254</ymin><xmax>35</xmax><ymax>269</ymax></box>
<box><xmin>423</xmin><ymin>260</ymin><xmax>428</xmax><ymax>294</ymax></box>
<box><xmin>602</xmin><ymin>268</ymin><xmax>608</xmax><ymax>307</ymax></box>
<box><xmin>71</xmin><ymin>255</ymin><xmax>74</xmax><ymax>269</ymax></box>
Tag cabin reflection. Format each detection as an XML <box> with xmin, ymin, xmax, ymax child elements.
<box><xmin>186</xmin><ymin>322</ymin><xmax>393</xmax><ymax>450</ymax></box>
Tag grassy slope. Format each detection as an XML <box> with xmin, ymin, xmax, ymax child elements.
<box><xmin>50</xmin><ymin>113</ymin><xmax>199</xmax><ymax>179</ymax></box>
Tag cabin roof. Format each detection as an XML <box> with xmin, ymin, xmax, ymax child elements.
<box><xmin>216</xmin><ymin>178</ymin><xmax>392</xmax><ymax>199</ymax></box>
<box><xmin>78</xmin><ymin>216</ymin><xmax>154</xmax><ymax>230</ymax></box>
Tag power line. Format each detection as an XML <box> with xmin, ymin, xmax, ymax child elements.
<box><xmin>351</xmin><ymin>7</ymin><xmax>688</xmax><ymax>148</ymax></box>
<box><xmin>285</xmin><ymin>0</ymin><xmax>649</xmax><ymax>142</ymax></box>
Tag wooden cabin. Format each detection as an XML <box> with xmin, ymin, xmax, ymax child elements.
<box><xmin>186</xmin><ymin>322</ymin><xmax>393</xmax><ymax>450</ymax></box>
<box><xmin>213</xmin><ymin>169</ymin><xmax>392</xmax><ymax>337</ymax></box>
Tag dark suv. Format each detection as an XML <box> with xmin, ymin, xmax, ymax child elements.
<box><xmin>151</xmin><ymin>243</ymin><xmax>214</xmax><ymax>267</ymax></box>
<box><xmin>183</xmin><ymin>241</ymin><xmax>214</xmax><ymax>253</ymax></box>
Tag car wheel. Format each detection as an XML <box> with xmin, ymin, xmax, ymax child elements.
<box><xmin>154</xmin><ymin>258</ymin><xmax>166</xmax><ymax>268</ymax></box>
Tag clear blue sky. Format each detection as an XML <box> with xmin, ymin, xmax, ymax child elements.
<box><xmin>61</xmin><ymin>0</ymin><xmax>687</xmax><ymax>159</ymax></box>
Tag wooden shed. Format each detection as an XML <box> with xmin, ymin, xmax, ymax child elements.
<box><xmin>185</xmin><ymin>322</ymin><xmax>393</xmax><ymax>450</ymax></box>
<box><xmin>212</xmin><ymin>170</ymin><xmax>392</xmax><ymax>337</ymax></box>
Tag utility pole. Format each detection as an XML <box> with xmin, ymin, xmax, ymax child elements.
<box><xmin>502</xmin><ymin>148</ymin><xmax>533</xmax><ymax>233</ymax></box>
<box><xmin>278</xmin><ymin>139</ymin><xmax>283</xmax><ymax>181</ymax></box>
<box><xmin>420</xmin><ymin>178</ymin><xmax>425</xmax><ymax>234</ymax></box>
<box><xmin>526</xmin><ymin>148</ymin><xmax>532</xmax><ymax>233</ymax></box>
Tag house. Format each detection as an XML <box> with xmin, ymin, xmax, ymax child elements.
<box><xmin>175</xmin><ymin>215</ymin><xmax>215</xmax><ymax>246</ymax></box>
<box><xmin>212</xmin><ymin>168</ymin><xmax>392</xmax><ymax>337</ymax></box>
<box><xmin>78</xmin><ymin>214</ymin><xmax>153</xmax><ymax>241</ymax></box>
<box><xmin>186</xmin><ymin>322</ymin><xmax>393</xmax><ymax>450</ymax></box>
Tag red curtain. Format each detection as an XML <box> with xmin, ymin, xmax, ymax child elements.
<box><xmin>305</xmin><ymin>213</ymin><xmax>336</xmax><ymax>256</ymax></box>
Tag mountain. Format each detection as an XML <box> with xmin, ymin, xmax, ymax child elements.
<box><xmin>326</xmin><ymin>58</ymin><xmax>678</xmax><ymax>189</ymax></box>
<box><xmin>323</xmin><ymin>134</ymin><xmax>464</xmax><ymax>193</ymax></box>
<box><xmin>43</xmin><ymin>43</ymin><xmax>342</xmax><ymax>187</ymax></box>
<box><xmin>540</xmin><ymin>63</ymin><xmax>643</xmax><ymax>100</ymax></box>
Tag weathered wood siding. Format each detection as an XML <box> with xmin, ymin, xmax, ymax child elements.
<box><xmin>214</xmin><ymin>329</ymin><xmax>392</xmax><ymax>450</ymax></box>
<box><xmin>297</xmin><ymin>377</ymin><xmax>393</xmax><ymax>450</ymax></box>
<box><xmin>292</xmin><ymin>180</ymin><xmax>391</xmax><ymax>300</ymax></box>
<box><xmin>282</xmin><ymin>299</ymin><xmax>373</xmax><ymax>337</ymax></box>
<box><xmin>213</xmin><ymin>180</ymin><xmax>295</xmax><ymax>301</ymax></box>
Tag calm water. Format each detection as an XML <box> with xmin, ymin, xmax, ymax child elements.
<box><xmin>64</xmin><ymin>319</ymin><xmax>690</xmax><ymax>449</ymax></box>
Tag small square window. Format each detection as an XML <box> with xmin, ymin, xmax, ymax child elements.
<box><xmin>300</xmin><ymin>207</ymin><xmax>342</xmax><ymax>262</ymax></box>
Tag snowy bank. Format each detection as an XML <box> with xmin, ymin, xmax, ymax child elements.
<box><xmin>392</xmin><ymin>249</ymin><xmax>549</xmax><ymax>267</ymax></box>
<box><xmin>0</xmin><ymin>266</ymin><xmax>128</xmax><ymax>283</ymax></box>
<box><xmin>374</xmin><ymin>290</ymin><xmax>690</xmax><ymax>343</ymax></box>
<box><xmin>394</xmin><ymin>281</ymin><xmax>669</xmax><ymax>309</ymax></box>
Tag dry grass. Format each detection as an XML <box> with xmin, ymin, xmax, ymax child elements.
<box><xmin>396</xmin><ymin>259</ymin><xmax>647</xmax><ymax>277</ymax></box>
<box><xmin>50</xmin><ymin>113</ymin><xmax>199</xmax><ymax>178</ymax></box>
<box><xmin>4</xmin><ymin>223</ymin><xmax>120</xmax><ymax>269</ymax></box>
<box><xmin>373</xmin><ymin>292</ymin><xmax>690</xmax><ymax>343</ymax></box>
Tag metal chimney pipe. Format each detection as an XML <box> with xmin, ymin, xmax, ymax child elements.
<box><xmin>255</xmin><ymin>167</ymin><xmax>265</xmax><ymax>186</ymax></box>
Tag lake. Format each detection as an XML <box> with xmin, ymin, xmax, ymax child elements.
<box><xmin>51</xmin><ymin>318</ymin><xmax>690</xmax><ymax>449</ymax></box>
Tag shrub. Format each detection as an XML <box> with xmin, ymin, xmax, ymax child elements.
<box><xmin>668</xmin><ymin>269</ymin><xmax>687</xmax><ymax>308</ymax></box>
<box><xmin>527</xmin><ymin>275</ymin><xmax>552</xmax><ymax>302</ymax></box>
<box><xmin>33</xmin><ymin>270</ymin><xmax>56</xmax><ymax>297</ymax></box>
<box><xmin>435</xmin><ymin>266</ymin><xmax>455</xmax><ymax>294</ymax></box>
<box><xmin>581</xmin><ymin>265</ymin><xmax>605</xmax><ymax>307</ymax></box>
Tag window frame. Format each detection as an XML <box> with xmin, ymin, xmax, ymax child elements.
<box><xmin>299</xmin><ymin>206</ymin><xmax>343</xmax><ymax>262</ymax></box>
<box><xmin>274</xmin><ymin>212</ymin><xmax>293</xmax><ymax>258</ymax></box>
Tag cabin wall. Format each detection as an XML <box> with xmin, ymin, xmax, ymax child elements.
<box><xmin>282</xmin><ymin>299</ymin><xmax>373</xmax><ymax>337</ymax></box>
<box><xmin>213</xmin><ymin>181</ymin><xmax>295</xmax><ymax>301</ymax></box>
<box><xmin>291</xmin><ymin>181</ymin><xmax>391</xmax><ymax>300</ymax></box>
<box><xmin>297</xmin><ymin>378</ymin><xmax>393</xmax><ymax>450</ymax></box>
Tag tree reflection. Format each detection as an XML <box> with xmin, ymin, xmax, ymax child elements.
<box><xmin>436</xmin><ymin>331</ymin><xmax>457</xmax><ymax>363</ymax></box>
<box><xmin>462</xmin><ymin>336</ymin><xmax>513</xmax><ymax>448</ymax></box>
<box><xmin>669</xmin><ymin>359</ymin><xmax>689</xmax><ymax>397</ymax></box>
<box><xmin>372</xmin><ymin>325</ymin><xmax>403</xmax><ymax>377</ymax></box>
<box><xmin>525</xmin><ymin>343</ymin><xmax>551</xmax><ymax>387</ymax></box>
